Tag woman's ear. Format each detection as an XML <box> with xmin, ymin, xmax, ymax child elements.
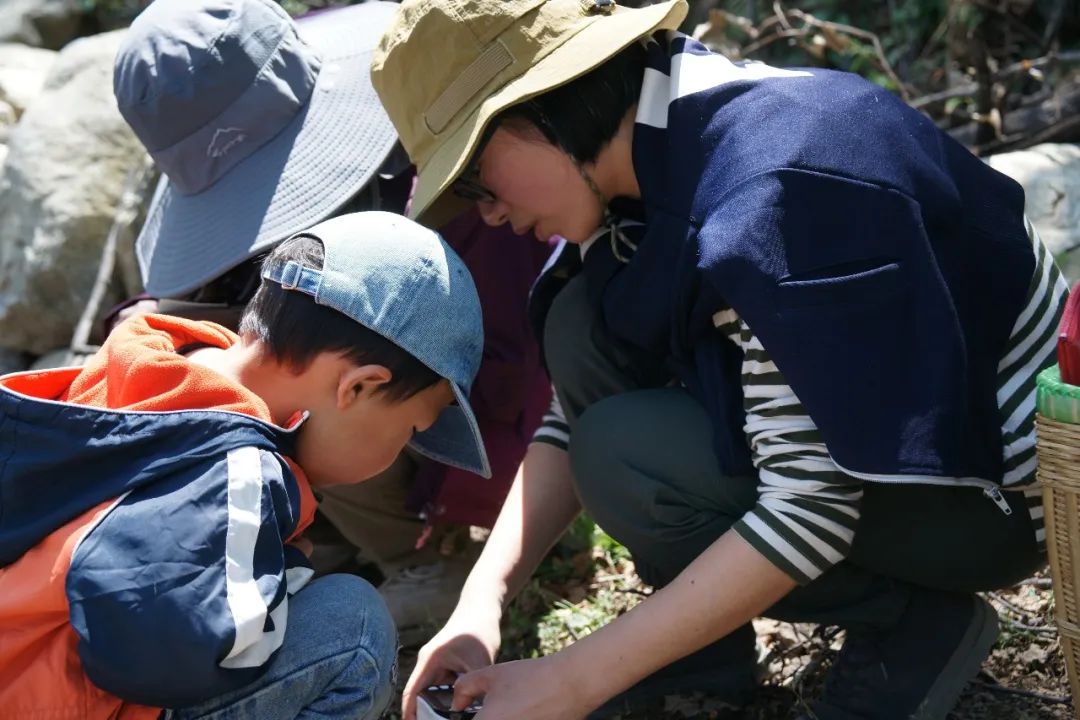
<box><xmin>336</xmin><ymin>364</ymin><xmax>393</xmax><ymax>409</ymax></box>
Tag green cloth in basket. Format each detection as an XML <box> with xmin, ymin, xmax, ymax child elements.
<box><xmin>1037</xmin><ymin>365</ymin><xmax>1080</xmax><ymax>424</ymax></box>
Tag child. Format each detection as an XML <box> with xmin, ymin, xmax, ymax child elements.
<box><xmin>110</xmin><ymin>0</ymin><xmax>553</xmax><ymax>645</ymax></box>
<box><xmin>0</xmin><ymin>211</ymin><xmax>489</xmax><ymax>720</ymax></box>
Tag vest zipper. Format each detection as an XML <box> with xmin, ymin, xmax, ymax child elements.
<box><xmin>983</xmin><ymin>485</ymin><xmax>1014</xmax><ymax>516</ymax></box>
<box><xmin>833</xmin><ymin>462</ymin><xmax>1015</xmax><ymax>516</ymax></box>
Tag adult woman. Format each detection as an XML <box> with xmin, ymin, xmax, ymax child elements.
<box><xmin>371</xmin><ymin>1</ymin><xmax>1066</xmax><ymax>719</ymax></box>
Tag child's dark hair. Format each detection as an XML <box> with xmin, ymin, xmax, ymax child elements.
<box><xmin>489</xmin><ymin>40</ymin><xmax>647</xmax><ymax>164</ymax></box>
<box><xmin>239</xmin><ymin>235</ymin><xmax>441</xmax><ymax>401</ymax></box>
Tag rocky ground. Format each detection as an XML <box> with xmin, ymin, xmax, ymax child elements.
<box><xmin>387</xmin><ymin>522</ymin><xmax>1074</xmax><ymax>719</ymax></box>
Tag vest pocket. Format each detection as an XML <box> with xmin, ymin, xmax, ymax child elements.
<box><xmin>775</xmin><ymin>260</ymin><xmax>902</xmax><ymax>310</ymax></box>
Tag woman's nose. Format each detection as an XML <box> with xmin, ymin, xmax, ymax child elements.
<box><xmin>477</xmin><ymin>198</ymin><xmax>509</xmax><ymax>227</ymax></box>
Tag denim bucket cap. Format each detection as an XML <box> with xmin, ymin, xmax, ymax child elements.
<box><xmin>115</xmin><ymin>0</ymin><xmax>400</xmax><ymax>297</ymax></box>
<box><xmin>262</xmin><ymin>211</ymin><xmax>491</xmax><ymax>478</ymax></box>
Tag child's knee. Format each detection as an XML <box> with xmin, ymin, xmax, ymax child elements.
<box><xmin>316</xmin><ymin>574</ymin><xmax>398</xmax><ymax>682</ymax></box>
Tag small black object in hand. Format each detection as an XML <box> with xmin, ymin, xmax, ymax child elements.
<box><xmin>420</xmin><ymin>684</ymin><xmax>482</xmax><ymax>719</ymax></box>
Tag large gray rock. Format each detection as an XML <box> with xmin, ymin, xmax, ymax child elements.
<box><xmin>0</xmin><ymin>43</ymin><xmax>58</xmax><ymax>117</ymax></box>
<box><xmin>0</xmin><ymin>0</ymin><xmax>82</xmax><ymax>50</ymax></box>
<box><xmin>29</xmin><ymin>347</ymin><xmax>87</xmax><ymax>371</ymax></box>
<box><xmin>0</xmin><ymin>29</ymin><xmax>147</xmax><ymax>355</ymax></box>
<box><xmin>987</xmin><ymin>143</ymin><xmax>1080</xmax><ymax>280</ymax></box>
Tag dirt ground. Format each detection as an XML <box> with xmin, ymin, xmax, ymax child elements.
<box><xmin>385</xmin><ymin>539</ymin><xmax>1074</xmax><ymax>719</ymax></box>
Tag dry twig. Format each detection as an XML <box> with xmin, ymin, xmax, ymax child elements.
<box><xmin>737</xmin><ymin>2</ymin><xmax>913</xmax><ymax>99</ymax></box>
<box><xmin>969</xmin><ymin>679</ymin><xmax>1071</xmax><ymax>705</ymax></box>
<box><xmin>911</xmin><ymin>49</ymin><xmax>1080</xmax><ymax>108</ymax></box>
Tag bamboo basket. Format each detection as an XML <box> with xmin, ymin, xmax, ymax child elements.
<box><xmin>1035</xmin><ymin>365</ymin><xmax>1080</xmax><ymax>715</ymax></box>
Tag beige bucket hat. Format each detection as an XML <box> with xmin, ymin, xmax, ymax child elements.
<box><xmin>371</xmin><ymin>0</ymin><xmax>688</xmax><ymax>227</ymax></box>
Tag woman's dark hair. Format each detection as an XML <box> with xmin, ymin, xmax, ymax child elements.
<box><xmin>239</xmin><ymin>235</ymin><xmax>441</xmax><ymax>402</ymax></box>
<box><xmin>490</xmin><ymin>40</ymin><xmax>648</xmax><ymax>164</ymax></box>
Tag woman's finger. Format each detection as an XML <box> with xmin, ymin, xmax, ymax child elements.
<box><xmin>451</xmin><ymin>667</ymin><xmax>489</xmax><ymax>712</ymax></box>
<box><xmin>403</xmin><ymin>646</ymin><xmax>473</xmax><ymax>720</ymax></box>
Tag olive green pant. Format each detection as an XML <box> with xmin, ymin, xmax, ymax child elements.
<box><xmin>545</xmin><ymin>277</ymin><xmax>1044</xmax><ymax>635</ymax></box>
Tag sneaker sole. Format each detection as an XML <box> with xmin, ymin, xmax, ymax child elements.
<box><xmin>912</xmin><ymin>595</ymin><xmax>999</xmax><ymax>720</ymax></box>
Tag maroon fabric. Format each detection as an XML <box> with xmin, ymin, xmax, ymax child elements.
<box><xmin>408</xmin><ymin>209</ymin><xmax>555</xmax><ymax>527</ymax></box>
<box><xmin>1058</xmin><ymin>281</ymin><xmax>1080</xmax><ymax>384</ymax></box>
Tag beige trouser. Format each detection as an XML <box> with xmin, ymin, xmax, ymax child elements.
<box><xmin>316</xmin><ymin>451</ymin><xmax>449</xmax><ymax>574</ymax></box>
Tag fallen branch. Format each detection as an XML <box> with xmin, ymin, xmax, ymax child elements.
<box><xmin>788</xmin><ymin>651</ymin><xmax>828</xmax><ymax>693</ymax></box>
<box><xmin>911</xmin><ymin>49</ymin><xmax>1080</xmax><ymax>109</ymax></box>
<box><xmin>733</xmin><ymin>1</ymin><xmax>913</xmax><ymax>100</ymax></box>
<box><xmin>68</xmin><ymin>154</ymin><xmax>155</xmax><ymax>360</ymax></box>
<box><xmin>988</xmin><ymin>590</ymin><xmax>1047</xmax><ymax>621</ymax></box>
<box><xmin>1002</xmin><ymin>619</ymin><xmax>1059</xmax><ymax>634</ymax></box>
<box><xmin>784</xmin><ymin>7</ymin><xmax>911</xmax><ymax>100</ymax></box>
<box><xmin>594</xmin><ymin>585</ymin><xmax>653</xmax><ymax>597</ymax></box>
<box><xmin>969</xmin><ymin>679</ymin><xmax>1071</xmax><ymax>705</ymax></box>
<box><xmin>948</xmin><ymin>77</ymin><xmax>1080</xmax><ymax>154</ymax></box>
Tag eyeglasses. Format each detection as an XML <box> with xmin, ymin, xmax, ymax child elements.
<box><xmin>450</xmin><ymin>165</ymin><xmax>496</xmax><ymax>204</ymax></box>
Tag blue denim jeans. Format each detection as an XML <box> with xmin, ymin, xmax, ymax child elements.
<box><xmin>164</xmin><ymin>574</ymin><xmax>397</xmax><ymax>720</ymax></box>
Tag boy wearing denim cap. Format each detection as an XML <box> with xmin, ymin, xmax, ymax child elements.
<box><xmin>0</xmin><ymin>211</ymin><xmax>488</xmax><ymax>720</ymax></box>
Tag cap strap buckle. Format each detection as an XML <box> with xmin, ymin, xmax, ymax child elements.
<box><xmin>263</xmin><ymin>259</ymin><xmax>323</xmax><ymax>297</ymax></box>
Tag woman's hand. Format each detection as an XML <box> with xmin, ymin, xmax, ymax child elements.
<box><xmin>401</xmin><ymin>597</ymin><xmax>503</xmax><ymax>720</ymax></box>
<box><xmin>404</xmin><ymin>443</ymin><xmax>583</xmax><ymax>719</ymax></box>
<box><xmin>451</xmin><ymin>531</ymin><xmax>798</xmax><ymax>720</ymax></box>
<box><xmin>452</xmin><ymin>655</ymin><xmax>594</xmax><ymax>720</ymax></box>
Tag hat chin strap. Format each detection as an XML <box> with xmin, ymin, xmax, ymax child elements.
<box><xmin>572</xmin><ymin>156</ymin><xmax>608</xmax><ymax>216</ymax></box>
<box><xmin>570</xmin><ymin>155</ymin><xmax>629</xmax><ymax>260</ymax></box>
<box><xmin>573</xmin><ymin>156</ymin><xmax>626</xmax><ymax>259</ymax></box>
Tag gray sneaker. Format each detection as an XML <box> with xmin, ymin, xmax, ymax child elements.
<box><xmin>798</xmin><ymin>590</ymin><xmax>999</xmax><ymax>720</ymax></box>
<box><xmin>379</xmin><ymin>545</ymin><xmax>481</xmax><ymax>646</ymax></box>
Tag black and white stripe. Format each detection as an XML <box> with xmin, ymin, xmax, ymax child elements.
<box><xmin>532</xmin><ymin>393</ymin><xmax>570</xmax><ymax>451</ymax></box>
<box><xmin>714</xmin><ymin>309</ymin><xmax>861</xmax><ymax>584</ymax></box>
<box><xmin>997</xmin><ymin>217</ymin><xmax>1069</xmax><ymax>545</ymax></box>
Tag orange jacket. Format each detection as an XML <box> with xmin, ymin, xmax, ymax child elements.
<box><xmin>0</xmin><ymin>315</ymin><xmax>316</xmax><ymax>719</ymax></box>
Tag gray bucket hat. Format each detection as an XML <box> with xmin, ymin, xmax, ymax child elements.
<box><xmin>115</xmin><ymin>0</ymin><xmax>401</xmax><ymax>298</ymax></box>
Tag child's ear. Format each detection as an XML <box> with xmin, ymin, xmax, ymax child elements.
<box><xmin>336</xmin><ymin>364</ymin><xmax>393</xmax><ymax>409</ymax></box>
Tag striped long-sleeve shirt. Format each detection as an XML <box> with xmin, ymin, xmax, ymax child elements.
<box><xmin>532</xmin><ymin>215</ymin><xmax>1065</xmax><ymax>583</ymax></box>
<box><xmin>998</xmin><ymin>216</ymin><xmax>1070</xmax><ymax>546</ymax></box>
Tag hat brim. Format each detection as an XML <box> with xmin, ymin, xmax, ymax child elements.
<box><xmin>409</xmin><ymin>0</ymin><xmax>687</xmax><ymax>228</ymax></box>
<box><xmin>136</xmin><ymin>1</ymin><xmax>401</xmax><ymax>298</ymax></box>
<box><xmin>409</xmin><ymin>381</ymin><xmax>491</xmax><ymax>479</ymax></box>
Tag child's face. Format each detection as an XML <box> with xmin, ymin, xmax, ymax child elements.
<box><xmin>296</xmin><ymin>373</ymin><xmax>455</xmax><ymax>487</ymax></box>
